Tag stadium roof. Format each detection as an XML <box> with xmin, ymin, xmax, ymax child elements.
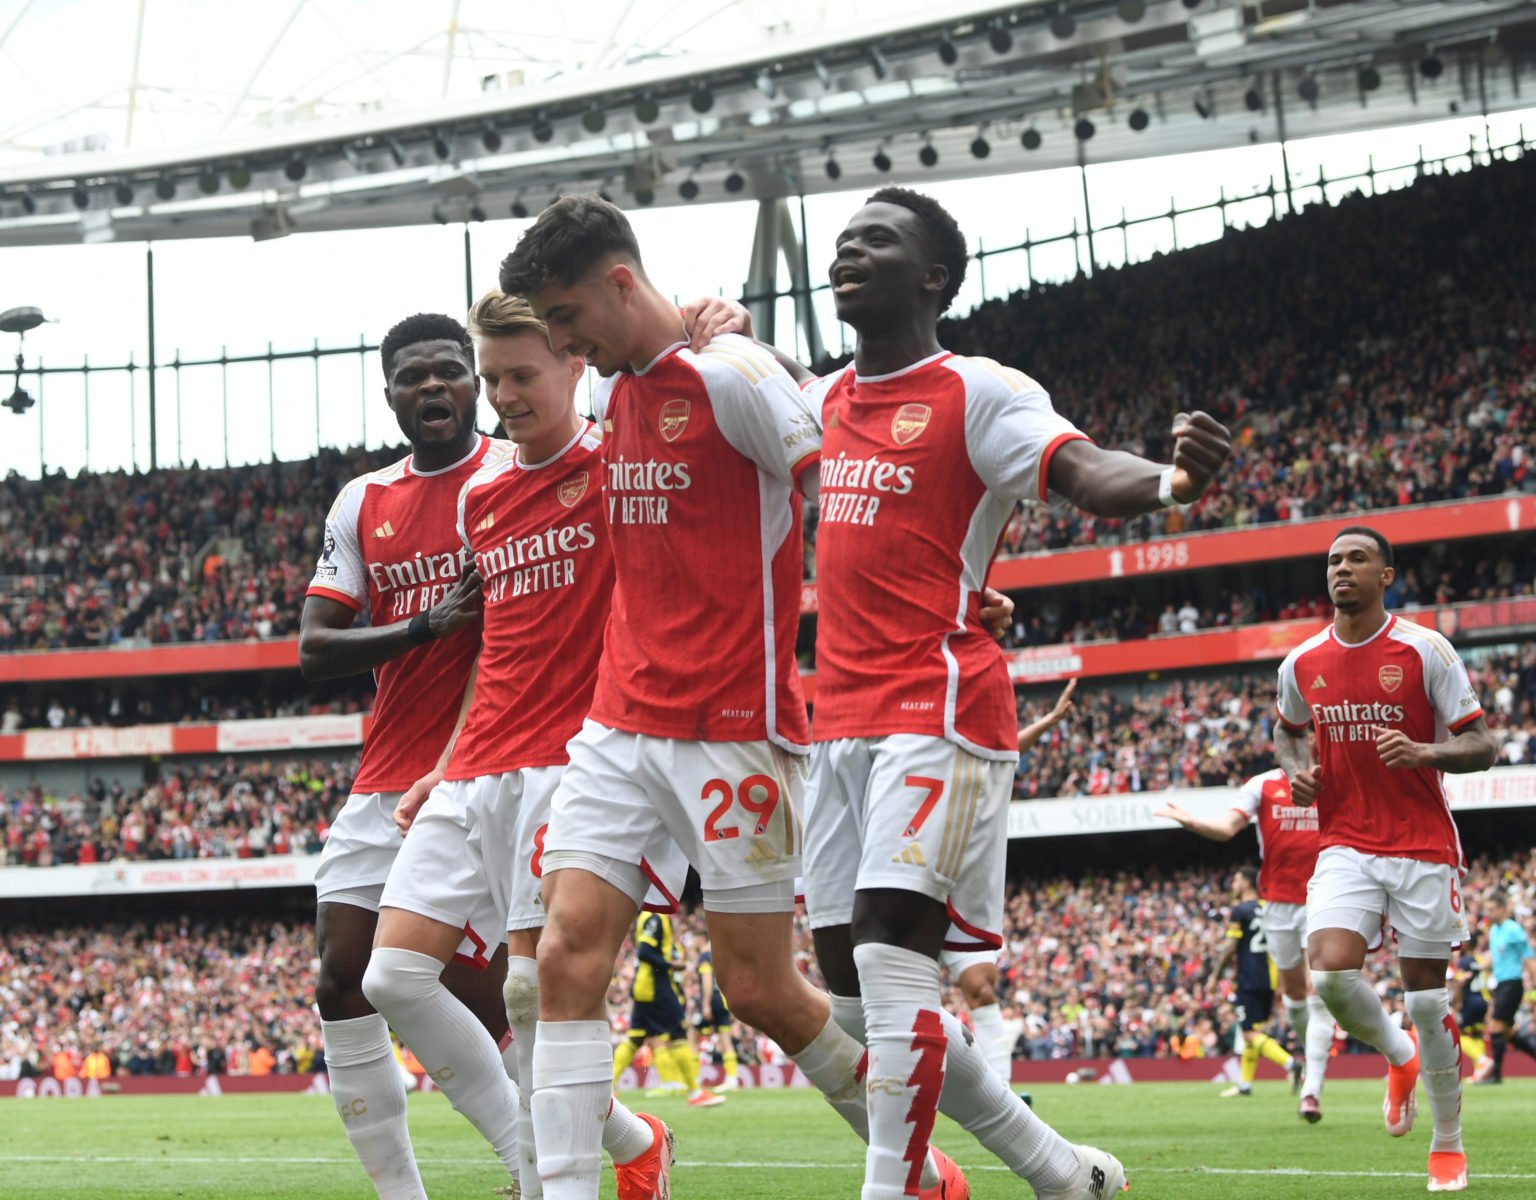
<box><xmin>1</xmin><ymin>0</ymin><xmax>1533</xmax><ymax>245</ymax></box>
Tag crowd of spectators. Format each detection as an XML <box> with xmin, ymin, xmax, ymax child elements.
<box><xmin>1</xmin><ymin>918</ymin><xmax>318</xmax><ymax>1081</ymax></box>
<box><xmin>0</xmin><ymin>445</ymin><xmax>397</xmax><ymax>652</ymax></box>
<box><xmin>3</xmin><ymin>644</ymin><xmax>1534</xmax><ymax>869</ymax></box>
<box><xmin>0</xmin><ymin>758</ymin><xmax>348</xmax><ymax>867</ymax></box>
<box><xmin>6</xmin><ymin>850</ymin><xmax>1532</xmax><ymax>1080</ymax></box>
<box><xmin>1011</xmin><ymin>644</ymin><xmax>1536</xmax><ymax>799</ymax></box>
<box><xmin>1</xmin><ymin>675</ymin><xmax>375</xmax><ymax>733</ymax></box>
<box><xmin>7</xmin><ymin>156</ymin><xmax>1536</xmax><ymax>652</ymax></box>
<box><xmin>955</xmin><ymin>152</ymin><xmax>1536</xmax><ymax>553</ymax></box>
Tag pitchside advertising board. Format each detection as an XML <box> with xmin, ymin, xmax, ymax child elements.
<box><xmin>3</xmin><ymin>767</ymin><xmax>1534</xmax><ymax>899</ymax></box>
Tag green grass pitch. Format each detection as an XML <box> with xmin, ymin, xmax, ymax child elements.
<box><xmin>3</xmin><ymin>1080</ymin><xmax>1533</xmax><ymax>1198</ymax></box>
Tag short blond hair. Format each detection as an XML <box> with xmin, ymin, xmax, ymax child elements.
<box><xmin>466</xmin><ymin>289</ymin><xmax>552</xmax><ymax>341</ymax></box>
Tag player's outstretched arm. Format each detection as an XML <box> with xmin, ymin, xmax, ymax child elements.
<box><xmin>1374</xmin><ymin>716</ymin><xmax>1497</xmax><ymax>774</ymax></box>
<box><xmin>1047</xmin><ymin>411</ymin><xmax>1231</xmax><ymax>517</ymax></box>
<box><xmin>681</xmin><ymin>295</ymin><xmax>816</xmax><ymax>384</ymax></box>
<box><xmin>1274</xmin><ymin>725</ymin><xmax>1321</xmax><ymax>806</ymax></box>
<box><xmin>1153</xmin><ymin>799</ymin><xmax>1247</xmax><ymax>842</ymax></box>
<box><xmin>1018</xmin><ymin>678</ymin><xmax>1076</xmax><ymax>751</ymax></box>
<box><xmin>298</xmin><ymin>567</ymin><xmax>484</xmax><ymax>680</ymax></box>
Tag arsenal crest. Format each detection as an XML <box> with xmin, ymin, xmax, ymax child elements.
<box><xmin>1378</xmin><ymin>664</ymin><xmax>1404</xmax><ymax>693</ymax></box>
<box><xmin>557</xmin><ymin>471</ymin><xmax>589</xmax><ymax>508</ymax></box>
<box><xmin>891</xmin><ymin>403</ymin><xmax>931</xmax><ymax>445</ymax></box>
<box><xmin>658</xmin><ymin>398</ymin><xmax>690</xmax><ymax>443</ymax></box>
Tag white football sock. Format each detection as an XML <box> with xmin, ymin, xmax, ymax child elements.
<box><xmin>937</xmin><ymin>1007</ymin><xmax>1079</xmax><ymax>1191</ymax></box>
<box><xmin>322</xmin><ymin>1014</ymin><xmax>426</xmax><ymax>1200</ymax></box>
<box><xmin>1312</xmin><ymin>969</ymin><xmax>1414</xmax><ymax>1067</ymax></box>
<box><xmin>1284</xmin><ymin>996</ymin><xmax>1309</xmax><ymax>1041</ymax></box>
<box><xmin>968</xmin><ymin>1001</ymin><xmax>1013</xmax><ymax>1083</ymax></box>
<box><xmin>362</xmin><ymin>948</ymin><xmax>520</xmax><ymax>1178</ymax></box>
<box><xmin>855</xmin><ymin>943</ymin><xmax>948</xmax><ymax>1200</ymax></box>
<box><xmin>503</xmin><ymin>956</ymin><xmax>542</xmax><ymax>1196</ymax></box>
<box><xmin>819</xmin><ymin>996</ymin><xmax>942</xmax><ymax>1191</ymax></box>
<box><xmin>1405</xmin><ymin>989</ymin><xmax>1463</xmax><ymax>1154</ymax></box>
<box><xmin>601</xmin><ymin>1097</ymin><xmax>655</xmax><ymax>1164</ymax></box>
<box><xmin>790</xmin><ymin>1009</ymin><xmax>869</xmax><ymax>1142</ymax></box>
<box><xmin>532</xmin><ymin>1020</ymin><xmax>611</xmax><ymax>1200</ymax></box>
<box><xmin>1303</xmin><ymin>993</ymin><xmax>1333</xmax><ymax>1100</ymax></box>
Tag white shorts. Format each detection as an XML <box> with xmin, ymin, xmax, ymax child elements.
<box><xmin>544</xmin><ymin>720</ymin><xmax>801</xmax><ymax>909</ymax></box>
<box><xmin>379</xmin><ymin>771</ymin><xmax>555</xmax><ymax>965</ymax></box>
<box><xmin>803</xmin><ymin>734</ymin><xmax>1011</xmax><ymax>950</ymax></box>
<box><xmin>314</xmin><ymin>791</ymin><xmax>405</xmax><ymax>909</ymax></box>
<box><xmin>1260</xmin><ymin>901</ymin><xmax>1308</xmax><ymax>972</ymax></box>
<box><xmin>940</xmin><ymin>945</ymin><xmax>998</xmax><ymax>978</ymax></box>
<box><xmin>1306</xmin><ymin>846</ymin><xmax>1468</xmax><ymax>957</ymax></box>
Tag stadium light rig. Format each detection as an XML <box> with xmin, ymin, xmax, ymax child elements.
<box><xmin>1</xmin><ymin>306</ymin><xmax>46</xmax><ymax>416</ymax></box>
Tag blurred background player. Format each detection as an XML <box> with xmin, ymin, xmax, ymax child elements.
<box><xmin>1453</xmin><ymin>934</ymin><xmax>1493</xmax><ymax>1076</ymax></box>
<box><xmin>1276</xmin><ymin>526</ymin><xmax>1497</xmax><ymax>1193</ymax></box>
<box><xmin>612</xmin><ymin>910</ymin><xmax>722</xmax><ymax>1108</ymax></box>
<box><xmin>1157</xmin><ymin>762</ymin><xmax>1334</xmax><ymax>1121</ymax></box>
<box><xmin>300</xmin><ymin>313</ymin><xmax>505</xmax><ymax>1200</ymax></box>
<box><xmin>942</xmin><ymin>679</ymin><xmax>1078</xmax><ymax>1084</ymax></box>
<box><xmin>1204</xmin><ymin>865</ymin><xmax>1298</xmax><ymax>1099</ymax></box>
<box><xmin>1473</xmin><ymin>890</ymin><xmax>1536</xmax><ymax>1083</ymax></box>
<box><xmin>692</xmin><ymin>935</ymin><xmax>741</xmax><ymax>1094</ymax></box>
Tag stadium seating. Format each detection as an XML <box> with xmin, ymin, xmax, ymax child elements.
<box><xmin>5</xmin><ymin>853</ymin><xmax>1529</xmax><ymax>1081</ymax></box>
<box><xmin>1</xmin><ymin>758</ymin><xmax>347</xmax><ymax>866</ymax></box>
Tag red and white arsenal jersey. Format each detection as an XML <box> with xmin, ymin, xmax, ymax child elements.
<box><xmin>307</xmin><ymin>436</ymin><xmax>489</xmax><ymax>793</ymax></box>
<box><xmin>1231</xmin><ymin>768</ymin><xmax>1319</xmax><ymax>905</ymax></box>
<box><xmin>448</xmin><ymin>424</ymin><xmax>610</xmax><ymax>778</ymax></box>
<box><xmin>589</xmin><ymin>334</ymin><xmax>819</xmax><ymax>751</ymax></box>
<box><xmin>806</xmin><ymin>352</ymin><xmax>1086</xmax><ymax>759</ymax></box>
<box><xmin>1276</xmin><ymin>614</ymin><xmax>1484</xmax><ymax>867</ymax></box>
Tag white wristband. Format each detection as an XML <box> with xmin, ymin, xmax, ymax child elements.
<box><xmin>1157</xmin><ymin>466</ymin><xmax>1178</xmax><ymax>508</ymax></box>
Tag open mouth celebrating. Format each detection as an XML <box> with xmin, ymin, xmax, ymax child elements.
<box><xmin>831</xmin><ymin>263</ymin><xmax>867</xmax><ymax>295</ymax></box>
<box><xmin>418</xmin><ymin>397</ymin><xmax>456</xmax><ymax>430</ymax></box>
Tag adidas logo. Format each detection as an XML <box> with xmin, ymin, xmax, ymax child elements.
<box><xmin>1311</xmin><ymin>674</ymin><xmax>1326</xmax><ymax>688</ymax></box>
<box><xmin>743</xmin><ymin>840</ymin><xmax>778</xmax><ymax>866</ymax></box>
<box><xmin>826</xmin><ymin>409</ymin><xmax>840</xmax><ymax>429</ymax></box>
<box><xmin>603</xmin><ymin>419</ymin><xmax>615</xmax><ymax>433</ymax></box>
<box><xmin>473</xmin><ymin>511</ymin><xmax>495</xmax><ymax>534</ymax></box>
<box><xmin>372</xmin><ymin>520</ymin><xmax>396</xmax><ymax>538</ymax></box>
<box><xmin>891</xmin><ymin>842</ymin><xmax>926</xmax><ymax>867</ymax></box>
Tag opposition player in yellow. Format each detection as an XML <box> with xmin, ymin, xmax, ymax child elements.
<box><xmin>612</xmin><ymin>911</ymin><xmax>724</xmax><ymax>1108</ymax></box>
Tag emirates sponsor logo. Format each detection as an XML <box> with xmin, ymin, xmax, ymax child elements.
<box><xmin>891</xmin><ymin>403</ymin><xmax>931</xmax><ymax>445</ymax></box>
<box><xmin>1311</xmin><ymin>699</ymin><xmax>1406</xmax><ymax>725</ymax></box>
<box><xmin>557</xmin><ymin>471</ymin><xmax>589</xmax><ymax>508</ymax></box>
<box><xmin>1378</xmin><ymin>664</ymin><xmax>1404</xmax><ymax>692</ymax></box>
<box><xmin>658</xmin><ymin>398</ymin><xmax>690</xmax><ymax>442</ymax></box>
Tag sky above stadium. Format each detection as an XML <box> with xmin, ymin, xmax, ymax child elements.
<box><xmin>1</xmin><ymin>5</ymin><xmax>1533</xmax><ymax>482</ymax></box>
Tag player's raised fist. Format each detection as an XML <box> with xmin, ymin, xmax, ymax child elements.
<box><xmin>979</xmin><ymin>585</ymin><xmax>1015</xmax><ymax>641</ymax></box>
<box><xmin>428</xmin><ymin>567</ymin><xmax>485</xmax><ymax>638</ymax></box>
<box><xmin>1374</xmin><ymin>725</ymin><xmax>1429</xmax><ymax>770</ymax></box>
<box><xmin>1288</xmin><ymin>766</ymin><xmax>1322</xmax><ymax>807</ymax></box>
<box><xmin>1169</xmin><ymin>410</ymin><xmax>1231</xmax><ymax>503</ymax></box>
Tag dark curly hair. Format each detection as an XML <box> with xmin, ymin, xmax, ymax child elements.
<box><xmin>379</xmin><ymin>313</ymin><xmax>474</xmax><ymax>381</ymax></box>
<box><xmin>499</xmin><ymin>194</ymin><xmax>643</xmax><ymax>297</ymax></box>
<box><xmin>865</xmin><ymin>186</ymin><xmax>968</xmax><ymax>312</ymax></box>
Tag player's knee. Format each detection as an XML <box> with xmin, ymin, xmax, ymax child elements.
<box><xmin>359</xmin><ymin>949</ymin><xmax>435</xmax><ymax>1018</ymax></box>
<box><xmin>966</xmin><ymin>981</ymin><xmax>998</xmax><ymax>1009</ymax></box>
<box><xmin>1310</xmin><ymin>968</ymin><xmax>1356</xmax><ymax>1012</ymax></box>
<box><xmin>535</xmin><ymin>921</ymin><xmax>610</xmax><ymax>1006</ymax></box>
<box><xmin>503</xmin><ymin>969</ymin><xmax>539</xmax><ymax>1025</ymax></box>
<box><xmin>315</xmin><ymin>953</ymin><xmax>369</xmax><ymax>1021</ymax></box>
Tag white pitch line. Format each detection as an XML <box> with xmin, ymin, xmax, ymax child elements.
<box><xmin>2</xmin><ymin>1155</ymin><xmax>1535</xmax><ymax>1181</ymax></box>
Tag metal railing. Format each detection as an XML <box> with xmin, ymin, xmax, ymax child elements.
<box><xmin>10</xmin><ymin>126</ymin><xmax>1528</xmax><ymax>477</ymax></box>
